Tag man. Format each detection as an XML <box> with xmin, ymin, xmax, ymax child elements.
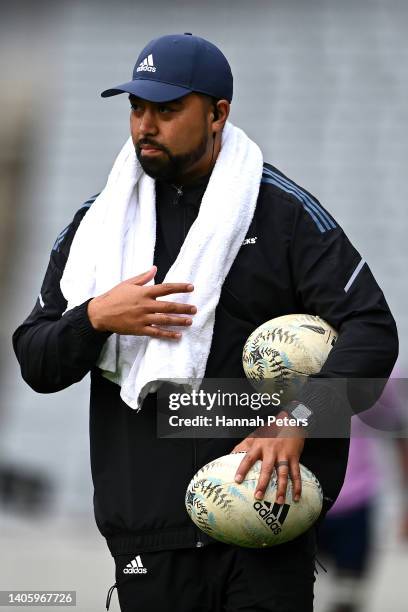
<box><xmin>13</xmin><ymin>33</ymin><xmax>398</xmax><ymax>612</ymax></box>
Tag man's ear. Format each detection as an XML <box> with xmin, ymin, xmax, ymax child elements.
<box><xmin>212</xmin><ymin>100</ymin><xmax>230</xmax><ymax>134</ymax></box>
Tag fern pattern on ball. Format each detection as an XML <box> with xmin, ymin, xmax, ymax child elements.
<box><xmin>199</xmin><ymin>480</ymin><xmax>234</xmax><ymax>514</ymax></box>
<box><xmin>243</xmin><ymin>341</ymin><xmax>292</xmax><ymax>385</ymax></box>
<box><xmin>242</xmin><ymin>314</ymin><xmax>337</xmax><ymax>386</ymax></box>
<box><xmin>186</xmin><ymin>479</ymin><xmax>236</xmax><ymax>536</ymax></box>
<box><xmin>194</xmin><ymin>460</ymin><xmax>225</xmax><ymax>479</ymax></box>
<box><xmin>185</xmin><ymin>488</ymin><xmax>214</xmax><ymax>534</ymax></box>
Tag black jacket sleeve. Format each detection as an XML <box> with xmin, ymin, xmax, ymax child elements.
<box><xmin>287</xmin><ymin>197</ymin><xmax>399</xmax><ymax>427</ymax></box>
<box><xmin>12</xmin><ymin>198</ymin><xmax>112</xmax><ymax>393</ymax></box>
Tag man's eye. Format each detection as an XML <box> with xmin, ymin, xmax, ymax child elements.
<box><xmin>158</xmin><ymin>105</ymin><xmax>173</xmax><ymax>113</ymax></box>
<box><xmin>130</xmin><ymin>103</ymin><xmax>141</xmax><ymax>111</ymax></box>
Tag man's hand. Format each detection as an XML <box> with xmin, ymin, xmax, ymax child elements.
<box><xmin>87</xmin><ymin>266</ymin><xmax>197</xmax><ymax>339</ymax></box>
<box><xmin>231</xmin><ymin>412</ymin><xmax>305</xmax><ymax>504</ymax></box>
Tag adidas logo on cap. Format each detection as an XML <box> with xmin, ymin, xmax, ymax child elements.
<box><xmin>123</xmin><ymin>555</ymin><xmax>148</xmax><ymax>574</ymax></box>
<box><xmin>136</xmin><ymin>54</ymin><xmax>156</xmax><ymax>73</ymax></box>
<box><xmin>253</xmin><ymin>500</ymin><xmax>290</xmax><ymax>535</ymax></box>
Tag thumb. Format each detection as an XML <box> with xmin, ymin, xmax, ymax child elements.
<box><xmin>126</xmin><ymin>265</ymin><xmax>157</xmax><ymax>286</ymax></box>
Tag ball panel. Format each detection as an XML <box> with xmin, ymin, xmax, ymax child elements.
<box><xmin>242</xmin><ymin>314</ymin><xmax>338</xmax><ymax>385</ymax></box>
<box><xmin>186</xmin><ymin>454</ymin><xmax>323</xmax><ymax>548</ymax></box>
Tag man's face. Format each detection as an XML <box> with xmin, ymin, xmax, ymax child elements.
<box><xmin>129</xmin><ymin>92</ymin><xmax>214</xmax><ymax>183</ymax></box>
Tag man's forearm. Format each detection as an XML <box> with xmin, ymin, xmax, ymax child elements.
<box><xmin>13</xmin><ymin>299</ymin><xmax>111</xmax><ymax>393</ymax></box>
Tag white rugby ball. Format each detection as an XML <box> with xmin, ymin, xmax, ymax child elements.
<box><xmin>185</xmin><ymin>453</ymin><xmax>323</xmax><ymax>547</ymax></box>
<box><xmin>242</xmin><ymin>314</ymin><xmax>337</xmax><ymax>392</ymax></box>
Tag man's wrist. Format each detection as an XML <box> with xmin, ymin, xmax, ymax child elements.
<box><xmin>63</xmin><ymin>298</ymin><xmax>112</xmax><ymax>341</ymax></box>
<box><xmin>270</xmin><ymin>409</ymin><xmax>308</xmax><ymax>438</ymax></box>
<box><xmin>87</xmin><ymin>297</ymin><xmax>106</xmax><ymax>331</ymax></box>
<box><xmin>284</xmin><ymin>402</ymin><xmax>313</xmax><ymax>436</ymax></box>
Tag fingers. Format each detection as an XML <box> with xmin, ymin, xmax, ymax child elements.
<box><xmin>289</xmin><ymin>458</ymin><xmax>302</xmax><ymax>502</ymax></box>
<box><xmin>274</xmin><ymin>459</ymin><xmax>301</xmax><ymax>504</ymax></box>
<box><xmin>254</xmin><ymin>457</ymin><xmax>276</xmax><ymax>500</ymax></box>
<box><xmin>125</xmin><ymin>272</ymin><xmax>195</xmax><ymax>301</ymax></box>
<box><xmin>275</xmin><ymin>461</ymin><xmax>290</xmax><ymax>505</ymax></box>
<box><xmin>233</xmin><ymin>450</ymin><xmax>302</xmax><ymax>506</ymax></box>
<box><xmin>232</xmin><ymin>434</ymin><xmax>304</xmax><ymax>506</ymax></box>
<box><xmin>145</xmin><ymin>313</ymin><xmax>193</xmax><ymax>327</ymax></box>
<box><xmin>234</xmin><ymin>450</ymin><xmax>259</xmax><ymax>484</ymax></box>
<box><xmin>142</xmin><ymin>325</ymin><xmax>182</xmax><ymax>340</ymax></box>
<box><xmin>150</xmin><ymin>300</ymin><xmax>197</xmax><ymax>316</ymax></box>
<box><xmin>148</xmin><ymin>283</ymin><xmax>194</xmax><ymax>298</ymax></box>
<box><xmin>126</xmin><ymin>266</ymin><xmax>157</xmax><ymax>285</ymax></box>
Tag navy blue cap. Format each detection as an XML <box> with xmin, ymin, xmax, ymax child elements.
<box><xmin>101</xmin><ymin>33</ymin><xmax>233</xmax><ymax>102</ymax></box>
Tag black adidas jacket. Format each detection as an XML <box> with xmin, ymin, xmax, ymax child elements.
<box><xmin>12</xmin><ymin>162</ymin><xmax>398</xmax><ymax>555</ymax></box>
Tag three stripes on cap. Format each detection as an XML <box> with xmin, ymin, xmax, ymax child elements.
<box><xmin>137</xmin><ymin>54</ymin><xmax>156</xmax><ymax>73</ymax></box>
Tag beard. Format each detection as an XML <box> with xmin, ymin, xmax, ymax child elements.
<box><xmin>135</xmin><ymin>127</ymin><xmax>209</xmax><ymax>183</ymax></box>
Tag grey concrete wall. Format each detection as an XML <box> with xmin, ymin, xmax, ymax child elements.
<box><xmin>0</xmin><ymin>3</ymin><xmax>406</xmax><ymax>609</ymax></box>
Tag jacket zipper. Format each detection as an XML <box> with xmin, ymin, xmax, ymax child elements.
<box><xmin>177</xmin><ymin>184</ymin><xmax>204</xmax><ymax>548</ymax></box>
<box><xmin>172</xmin><ymin>185</ymin><xmax>183</xmax><ymax>206</ymax></box>
<box><xmin>193</xmin><ymin>438</ymin><xmax>204</xmax><ymax>547</ymax></box>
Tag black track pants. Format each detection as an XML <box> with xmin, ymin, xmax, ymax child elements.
<box><xmin>108</xmin><ymin>528</ymin><xmax>316</xmax><ymax>612</ymax></box>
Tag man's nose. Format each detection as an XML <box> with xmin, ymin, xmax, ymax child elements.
<box><xmin>138</xmin><ymin>108</ymin><xmax>158</xmax><ymax>137</ymax></box>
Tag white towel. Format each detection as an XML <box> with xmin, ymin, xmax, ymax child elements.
<box><xmin>60</xmin><ymin>121</ymin><xmax>263</xmax><ymax>410</ymax></box>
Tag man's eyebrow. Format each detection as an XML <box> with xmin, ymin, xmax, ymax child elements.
<box><xmin>166</xmin><ymin>98</ymin><xmax>184</xmax><ymax>106</ymax></box>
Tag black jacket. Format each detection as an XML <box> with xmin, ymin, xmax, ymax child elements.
<box><xmin>12</xmin><ymin>162</ymin><xmax>398</xmax><ymax>555</ymax></box>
